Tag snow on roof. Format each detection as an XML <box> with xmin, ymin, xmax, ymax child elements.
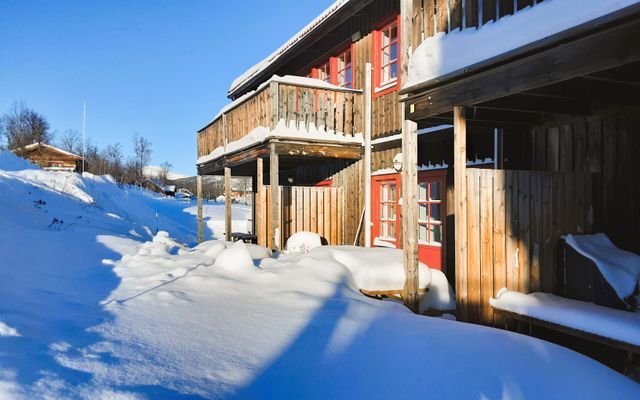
<box><xmin>228</xmin><ymin>0</ymin><xmax>353</xmax><ymax>97</ymax></box>
<box><xmin>490</xmin><ymin>290</ymin><xmax>640</xmax><ymax>347</ymax></box>
<box><xmin>406</xmin><ymin>0</ymin><xmax>640</xmax><ymax>90</ymax></box>
<box><xmin>18</xmin><ymin>142</ymin><xmax>83</xmax><ymax>159</ymax></box>
<box><xmin>565</xmin><ymin>234</ymin><xmax>640</xmax><ymax>301</ymax></box>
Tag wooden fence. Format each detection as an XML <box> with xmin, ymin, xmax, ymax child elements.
<box><xmin>256</xmin><ymin>185</ymin><xmax>344</xmax><ymax>249</ymax></box>
<box><xmin>458</xmin><ymin>169</ymin><xmax>594</xmax><ymax>325</ymax></box>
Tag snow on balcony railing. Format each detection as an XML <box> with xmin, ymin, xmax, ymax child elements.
<box><xmin>406</xmin><ymin>0</ymin><xmax>640</xmax><ymax>90</ymax></box>
<box><xmin>197</xmin><ymin>75</ymin><xmax>364</xmax><ymax>163</ymax></box>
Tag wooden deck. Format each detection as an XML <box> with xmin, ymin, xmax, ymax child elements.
<box><xmin>198</xmin><ymin>79</ymin><xmax>364</xmax><ymax>159</ymax></box>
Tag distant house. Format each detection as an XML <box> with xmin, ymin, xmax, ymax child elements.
<box><xmin>14</xmin><ymin>142</ymin><xmax>83</xmax><ymax>172</ymax></box>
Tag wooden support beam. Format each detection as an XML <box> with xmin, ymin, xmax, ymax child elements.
<box><xmin>270</xmin><ymin>143</ymin><xmax>280</xmax><ymax>250</ymax></box>
<box><xmin>364</xmin><ymin>63</ymin><xmax>373</xmax><ymax>247</ymax></box>
<box><xmin>256</xmin><ymin>158</ymin><xmax>263</xmax><ymax>244</ymax></box>
<box><xmin>402</xmin><ymin>117</ymin><xmax>419</xmax><ymax>313</ymax></box>
<box><xmin>225</xmin><ymin>167</ymin><xmax>232</xmax><ymax>242</ymax></box>
<box><xmin>454</xmin><ymin>106</ymin><xmax>468</xmax><ymax>321</ymax></box>
<box><xmin>197</xmin><ymin>175</ymin><xmax>204</xmax><ymax>244</ymax></box>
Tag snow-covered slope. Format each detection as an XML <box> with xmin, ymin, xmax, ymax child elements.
<box><xmin>0</xmin><ymin>151</ymin><xmax>638</xmax><ymax>399</ymax></box>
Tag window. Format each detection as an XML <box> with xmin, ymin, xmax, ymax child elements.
<box><xmin>336</xmin><ymin>48</ymin><xmax>353</xmax><ymax>88</ymax></box>
<box><xmin>380</xmin><ymin>21</ymin><xmax>398</xmax><ymax>85</ymax></box>
<box><xmin>317</xmin><ymin>61</ymin><xmax>331</xmax><ymax>83</ymax></box>
<box><xmin>373</xmin><ymin>16</ymin><xmax>401</xmax><ymax>96</ymax></box>
<box><xmin>379</xmin><ymin>181</ymin><xmax>397</xmax><ymax>239</ymax></box>
<box><xmin>417</xmin><ymin>180</ymin><xmax>443</xmax><ymax>246</ymax></box>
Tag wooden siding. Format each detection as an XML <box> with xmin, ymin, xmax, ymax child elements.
<box><xmin>257</xmin><ymin>185</ymin><xmax>344</xmax><ymax>248</ymax></box>
<box><xmin>198</xmin><ymin>82</ymin><xmax>363</xmax><ymax>159</ymax></box>
<box><xmin>528</xmin><ymin>109</ymin><xmax>640</xmax><ymax>254</ymax></box>
<box><xmin>411</xmin><ymin>0</ymin><xmax>542</xmax><ymax>49</ymax></box>
<box><xmin>459</xmin><ymin>169</ymin><xmax>594</xmax><ymax>325</ymax></box>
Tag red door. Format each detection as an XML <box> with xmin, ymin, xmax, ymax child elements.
<box><xmin>417</xmin><ymin>171</ymin><xmax>446</xmax><ymax>270</ymax></box>
<box><xmin>371</xmin><ymin>174</ymin><xmax>401</xmax><ymax>248</ymax></box>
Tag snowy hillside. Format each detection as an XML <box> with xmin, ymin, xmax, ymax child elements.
<box><xmin>0</xmin><ymin>151</ymin><xmax>638</xmax><ymax>399</ymax></box>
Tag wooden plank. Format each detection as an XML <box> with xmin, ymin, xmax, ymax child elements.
<box><xmin>436</xmin><ymin>0</ymin><xmax>448</xmax><ymax>33</ymax></box>
<box><xmin>492</xmin><ymin>170</ymin><xmax>507</xmax><ymax>327</ymax></box>
<box><xmin>517</xmin><ymin>171</ymin><xmax>530</xmax><ymax>293</ymax></box>
<box><xmin>402</xmin><ymin>118</ymin><xmax>420</xmax><ymax>312</ymax></box>
<box><xmin>465</xmin><ymin>0</ymin><xmax>479</xmax><ymax>29</ymax></box>
<box><xmin>424</xmin><ymin>0</ymin><xmax>435</xmax><ymax>38</ymax></box>
<box><xmin>454</xmin><ymin>106</ymin><xmax>468</xmax><ymax>320</ymax></box>
<box><xmin>483</xmin><ymin>0</ymin><xmax>497</xmax><ymax>24</ymax></box>
<box><xmin>573</xmin><ymin>120</ymin><xmax>587</xmax><ymax>173</ymax></box>
<box><xmin>505</xmin><ymin>170</ymin><xmax>519</xmax><ymax>292</ymax></box>
<box><xmin>541</xmin><ymin>172</ymin><xmax>554</xmax><ymax>292</ymax></box>
<box><xmin>467</xmin><ymin>170</ymin><xmax>481</xmax><ymax>323</ymax></box>
<box><xmin>411</xmin><ymin>0</ymin><xmax>424</xmax><ymax>48</ymax></box>
<box><xmin>450</xmin><ymin>0</ymin><xmax>463</xmax><ymax>31</ymax></box>
<box><xmin>330</xmin><ymin>188</ymin><xmax>337</xmax><ymax>245</ymax></box>
<box><xmin>324</xmin><ymin>187</ymin><xmax>331</xmax><ymax>242</ymax></box>
<box><xmin>270</xmin><ymin>82</ymin><xmax>279</xmax><ymax>130</ymax></box>
<box><xmin>317</xmin><ymin>189</ymin><xmax>324</xmax><ymax>239</ymax></box>
<box><xmin>310</xmin><ymin>187</ymin><xmax>317</xmax><ymax>234</ymax></box>
<box><xmin>480</xmin><ymin>170</ymin><xmax>494</xmax><ymax>325</ymax></box>
<box><xmin>530</xmin><ymin>171</ymin><xmax>542</xmax><ymax>292</ymax></box>
<box><xmin>225</xmin><ymin>167</ymin><xmax>232</xmax><ymax>242</ymax></box>
<box><xmin>559</xmin><ymin>124</ymin><xmax>573</xmax><ymax>172</ymax></box>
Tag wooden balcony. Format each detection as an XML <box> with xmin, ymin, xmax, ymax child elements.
<box><xmin>197</xmin><ymin>77</ymin><xmax>364</xmax><ymax>162</ymax></box>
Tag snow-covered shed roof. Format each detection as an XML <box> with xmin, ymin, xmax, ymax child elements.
<box><xmin>405</xmin><ymin>0</ymin><xmax>640</xmax><ymax>92</ymax></box>
<box><xmin>15</xmin><ymin>142</ymin><xmax>83</xmax><ymax>160</ymax></box>
<box><xmin>227</xmin><ymin>0</ymin><xmax>369</xmax><ymax>99</ymax></box>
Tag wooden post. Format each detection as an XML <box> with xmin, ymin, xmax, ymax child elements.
<box><xmin>225</xmin><ymin>166</ymin><xmax>232</xmax><ymax>242</ymax></box>
<box><xmin>454</xmin><ymin>106</ymin><xmax>468</xmax><ymax>321</ymax></box>
<box><xmin>197</xmin><ymin>174</ymin><xmax>204</xmax><ymax>243</ymax></box>
<box><xmin>270</xmin><ymin>143</ymin><xmax>280</xmax><ymax>250</ymax></box>
<box><xmin>364</xmin><ymin>63</ymin><xmax>373</xmax><ymax>248</ymax></box>
<box><xmin>256</xmin><ymin>158</ymin><xmax>263</xmax><ymax>242</ymax></box>
<box><xmin>402</xmin><ymin>117</ymin><xmax>420</xmax><ymax>313</ymax></box>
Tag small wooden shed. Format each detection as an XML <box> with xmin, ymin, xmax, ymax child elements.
<box><xmin>14</xmin><ymin>142</ymin><xmax>83</xmax><ymax>172</ymax></box>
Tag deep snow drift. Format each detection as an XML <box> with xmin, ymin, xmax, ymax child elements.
<box><xmin>0</xmin><ymin>151</ymin><xmax>638</xmax><ymax>399</ymax></box>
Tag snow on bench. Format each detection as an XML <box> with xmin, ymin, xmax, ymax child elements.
<box><xmin>490</xmin><ymin>290</ymin><xmax>640</xmax><ymax>353</ymax></box>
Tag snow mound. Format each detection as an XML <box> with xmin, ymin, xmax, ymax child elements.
<box><xmin>214</xmin><ymin>241</ymin><xmax>255</xmax><ymax>270</ymax></box>
<box><xmin>246</xmin><ymin>244</ymin><xmax>273</xmax><ymax>260</ymax></box>
<box><xmin>565</xmin><ymin>234</ymin><xmax>640</xmax><ymax>301</ymax></box>
<box><xmin>307</xmin><ymin>246</ymin><xmax>432</xmax><ymax>292</ymax></box>
<box><xmin>419</xmin><ymin>268</ymin><xmax>456</xmax><ymax>313</ymax></box>
<box><xmin>285</xmin><ymin>231</ymin><xmax>323</xmax><ymax>253</ymax></box>
<box><xmin>0</xmin><ymin>150</ymin><xmax>38</xmax><ymax>171</ymax></box>
<box><xmin>0</xmin><ymin>321</ymin><xmax>20</xmax><ymax>337</ymax></box>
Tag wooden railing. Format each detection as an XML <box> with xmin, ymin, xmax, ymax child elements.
<box><xmin>412</xmin><ymin>0</ymin><xmax>544</xmax><ymax>48</ymax></box>
<box><xmin>198</xmin><ymin>80</ymin><xmax>363</xmax><ymax>158</ymax></box>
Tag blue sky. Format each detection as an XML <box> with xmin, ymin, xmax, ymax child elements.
<box><xmin>0</xmin><ymin>0</ymin><xmax>333</xmax><ymax>175</ymax></box>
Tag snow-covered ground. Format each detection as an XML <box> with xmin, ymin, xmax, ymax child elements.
<box><xmin>0</xmin><ymin>151</ymin><xmax>638</xmax><ymax>399</ymax></box>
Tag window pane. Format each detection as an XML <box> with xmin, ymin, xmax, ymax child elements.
<box><xmin>390</xmin><ymin>204</ymin><xmax>396</xmax><ymax>220</ymax></box>
<box><xmin>382</xmin><ymin>50</ymin><xmax>390</xmax><ymax>66</ymax></box>
<box><xmin>430</xmin><ymin>182</ymin><xmax>441</xmax><ymax>200</ymax></box>
<box><xmin>430</xmin><ymin>204</ymin><xmax>441</xmax><ymax>222</ymax></box>
<box><xmin>419</xmin><ymin>183</ymin><xmax>428</xmax><ymax>201</ymax></box>
<box><xmin>382</xmin><ymin>30</ymin><xmax>390</xmax><ymax>47</ymax></box>
<box><xmin>419</xmin><ymin>224</ymin><xmax>428</xmax><ymax>242</ymax></box>
<box><xmin>390</xmin><ymin>62</ymin><xmax>398</xmax><ymax>79</ymax></box>
<box><xmin>419</xmin><ymin>204</ymin><xmax>427</xmax><ymax>221</ymax></box>
<box><xmin>389</xmin><ymin>222</ymin><xmax>396</xmax><ymax>238</ymax></box>
<box><xmin>390</xmin><ymin>43</ymin><xmax>398</xmax><ymax>60</ymax></box>
<box><xmin>390</xmin><ymin>184</ymin><xmax>396</xmax><ymax>199</ymax></box>
<box><xmin>390</xmin><ymin>24</ymin><xmax>397</xmax><ymax>40</ymax></box>
<box><xmin>381</xmin><ymin>203</ymin><xmax>387</xmax><ymax>220</ymax></box>
<box><xmin>382</xmin><ymin>222</ymin><xmax>388</xmax><ymax>237</ymax></box>
<box><xmin>430</xmin><ymin>224</ymin><xmax>442</xmax><ymax>244</ymax></box>
<box><xmin>345</xmin><ymin>68</ymin><xmax>352</xmax><ymax>84</ymax></box>
<box><xmin>381</xmin><ymin>185</ymin><xmax>387</xmax><ymax>201</ymax></box>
